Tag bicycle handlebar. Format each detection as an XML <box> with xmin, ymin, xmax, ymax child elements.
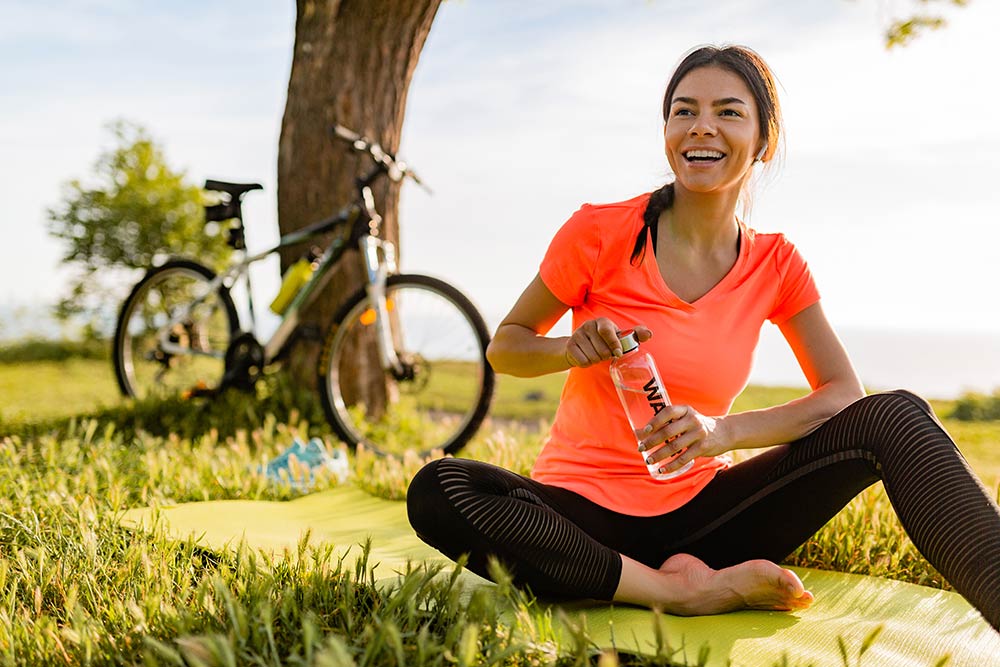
<box><xmin>331</xmin><ymin>124</ymin><xmax>430</xmax><ymax>192</ymax></box>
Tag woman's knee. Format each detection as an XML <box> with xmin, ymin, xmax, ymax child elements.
<box><xmin>406</xmin><ymin>459</ymin><xmax>447</xmax><ymax>536</ymax></box>
<box><xmin>881</xmin><ymin>388</ymin><xmax>935</xmax><ymax>416</ymax></box>
<box><xmin>851</xmin><ymin>390</ymin><xmax>950</xmax><ymax>457</ymax></box>
<box><xmin>852</xmin><ymin>389</ymin><xmax>935</xmax><ymax>419</ymax></box>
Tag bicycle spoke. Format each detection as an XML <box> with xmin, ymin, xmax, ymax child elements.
<box><xmin>115</xmin><ymin>262</ymin><xmax>237</xmax><ymax>400</ymax></box>
<box><xmin>319</xmin><ymin>275</ymin><xmax>493</xmax><ymax>457</ymax></box>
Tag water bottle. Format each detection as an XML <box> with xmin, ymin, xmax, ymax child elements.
<box><xmin>610</xmin><ymin>329</ymin><xmax>694</xmax><ymax>480</ymax></box>
<box><xmin>269</xmin><ymin>257</ymin><xmax>315</xmax><ymax>315</ymax></box>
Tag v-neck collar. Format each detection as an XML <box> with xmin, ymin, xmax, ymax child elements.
<box><xmin>644</xmin><ymin>219</ymin><xmax>750</xmax><ymax>310</ymax></box>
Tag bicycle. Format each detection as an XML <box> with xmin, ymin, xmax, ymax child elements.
<box><xmin>112</xmin><ymin>125</ymin><xmax>495</xmax><ymax>458</ymax></box>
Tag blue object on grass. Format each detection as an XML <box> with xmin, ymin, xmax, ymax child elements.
<box><xmin>259</xmin><ymin>437</ymin><xmax>350</xmax><ymax>490</ymax></box>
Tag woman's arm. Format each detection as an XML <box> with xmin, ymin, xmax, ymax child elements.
<box><xmin>722</xmin><ymin>302</ymin><xmax>865</xmax><ymax>449</ymax></box>
<box><xmin>486</xmin><ymin>274</ymin><xmax>573</xmax><ymax>378</ymax></box>
<box><xmin>486</xmin><ymin>273</ymin><xmax>651</xmax><ymax>377</ymax></box>
<box><xmin>646</xmin><ymin>302</ymin><xmax>866</xmax><ymax>473</ymax></box>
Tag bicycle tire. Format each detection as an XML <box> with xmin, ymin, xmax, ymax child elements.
<box><xmin>113</xmin><ymin>259</ymin><xmax>239</xmax><ymax>399</ymax></box>
<box><xmin>317</xmin><ymin>274</ymin><xmax>495</xmax><ymax>458</ymax></box>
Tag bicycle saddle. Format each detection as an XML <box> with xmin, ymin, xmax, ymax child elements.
<box><xmin>204</xmin><ymin>179</ymin><xmax>263</xmax><ymax>199</ymax></box>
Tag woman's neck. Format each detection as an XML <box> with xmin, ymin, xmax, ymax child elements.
<box><xmin>658</xmin><ymin>185</ymin><xmax>741</xmax><ymax>253</ymax></box>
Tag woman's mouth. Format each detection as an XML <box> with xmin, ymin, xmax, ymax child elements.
<box><xmin>682</xmin><ymin>149</ymin><xmax>725</xmax><ymax>164</ymax></box>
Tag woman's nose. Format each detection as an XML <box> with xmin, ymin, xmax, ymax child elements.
<box><xmin>688</xmin><ymin>115</ymin><xmax>717</xmax><ymax>136</ymax></box>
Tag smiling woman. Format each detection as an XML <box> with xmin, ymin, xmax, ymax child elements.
<box><xmin>405</xmin><ymin>43</ymin><xmax>1000</xmax><ymax>633</ymax></box>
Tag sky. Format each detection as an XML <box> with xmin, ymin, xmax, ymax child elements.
<box><xmin>2</xmin><ymin>0</ymin><xmax>999</xmax><ymax>394</ymax></box>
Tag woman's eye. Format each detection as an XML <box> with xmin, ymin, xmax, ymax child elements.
<box><xmin>674</xmin><ymin>109</ymin><xmax>694</xmax><ymax>117</ymax></box>
<box><xmin>720</xmin><ymin>109</ymin><xmax>742</xmax><ymax>117</ymax></box>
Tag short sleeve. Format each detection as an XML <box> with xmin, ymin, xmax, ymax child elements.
<box><xmin>767</xmin><ymin>236</ymin><xmax>821</xmax><ymax>325</ymax></box>
<box><xmin>539</xmin><ymin>205</ymin><xmax>601</xmax><ymax>307</ymax></box>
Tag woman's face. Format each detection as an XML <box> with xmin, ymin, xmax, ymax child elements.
<box><xmin>664</xmin><ymin>66</ymin><xmax>763</xmax><ymax>197</ymax></box>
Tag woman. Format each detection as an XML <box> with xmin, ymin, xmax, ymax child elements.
<box><xmin>406</xmin><ymin>45</ymin><xmax>1000</xmax><ymax>629</ymax></box>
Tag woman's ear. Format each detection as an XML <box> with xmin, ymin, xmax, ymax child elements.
<box><xmin>754</xmin><ymin>142</ymin><xmax>768</xmax><ymax>162</ymax></box>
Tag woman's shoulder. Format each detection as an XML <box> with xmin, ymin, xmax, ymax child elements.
<box><xmin>563</xmin><ymin>192</ymin><xmax>650</xmax><ymax>236</ymax></box>
<box><xmin>576</xmin><ymin>192</ymin><xmax>651</xmax><ymax>217</ymax></box>
<box><xmin>743</xmin><ymin>223</ymin><xmax>799</xmax><ymax>254</ymax></box>
<box><xmin>742</xmin><ymin>224</ymin><xmax>811</xmax><ymax>272</ymax></box>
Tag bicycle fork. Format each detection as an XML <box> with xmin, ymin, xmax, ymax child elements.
<box><xmin>360</xmin><ymin>235</ymin><xmax>404</xmax><ymax>377</ymax></box>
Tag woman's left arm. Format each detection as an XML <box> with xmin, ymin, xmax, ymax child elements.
<box><xmin>646</xmin><ymin>302</ymin><xmax>866</xmax><ymax>473</ymax></box>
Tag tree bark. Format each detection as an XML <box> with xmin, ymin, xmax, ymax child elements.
<box><xmin>277</xmin><ymin>0</ymin><xmax>441</xmax><ymax>396</ymax></box>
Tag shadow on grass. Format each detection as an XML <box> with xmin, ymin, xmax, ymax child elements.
<box><xmin>1</xmin><ymin>373</ymin><xmax>328</xmax><ymax>443</ymax></box>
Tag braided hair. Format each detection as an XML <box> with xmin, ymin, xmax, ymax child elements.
<box><xmin>630</xmin><ymin>183</ymin><xmax>674</xmax><ymax>265</ymax></box>
<box><xmin>630</xmin><ymin>45</ymin><xmax>783</xmax><ymax>266</ymax></box>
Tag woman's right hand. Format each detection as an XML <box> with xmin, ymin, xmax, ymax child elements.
<box><xmin>564</xmin><ymin>319</ymin><xmax>652</xmax><ymax>368</ymax></box>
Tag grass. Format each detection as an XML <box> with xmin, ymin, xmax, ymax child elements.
<box><xmin>0</xmin><ymin>350</ymin><xmax>998</xmax><ymax>665</ymax></box>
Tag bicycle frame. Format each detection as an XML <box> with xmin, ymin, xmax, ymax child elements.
<box><xmin>154</xmin><ymin>183</ymin><xmax>404</xmax><ymax>376</ymax></box>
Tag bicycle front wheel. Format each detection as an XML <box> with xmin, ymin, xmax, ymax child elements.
<box><xmin>113</xmin><ymin>259</ymin><xmax>239</xmax><ymax>399</ymax></box>
<box><xmin>318</xmin><ymin>274</ymin><xmax>495</xmax><ymax>458</ymax></box>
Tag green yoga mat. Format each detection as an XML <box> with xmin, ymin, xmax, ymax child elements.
<box><xmin>120</xmin><ymin>486</ymin><xmax>1000</xmax><ymax>666</ymax></box>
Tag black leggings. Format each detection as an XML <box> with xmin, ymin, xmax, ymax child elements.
<box><xmin>406</xmin><ymin>390</ymin><xmax>1000</xmax><ymax>630</ymax></box>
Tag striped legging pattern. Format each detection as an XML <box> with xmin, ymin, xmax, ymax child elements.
<box><xmin>407</xmin><ymin>391</ymin><xmax>1000</xmax><ymax>630</ymax></box>
<box><xmin>433</xmin><ymin>459</ymin><xmax>617</xmax><ymax>596</ymax></box>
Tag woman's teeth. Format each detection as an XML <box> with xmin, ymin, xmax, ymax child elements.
<box><xmin>684</xmin><ymin>149</ymin><xmax>725</xmax><ymax>161</ymax></box>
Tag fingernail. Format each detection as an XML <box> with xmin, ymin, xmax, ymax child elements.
<box><xmin>637</xmin><ymin>443</ymin><xmax>646</xmax><ymax>452</ymax></box>
<box><xmin>645</xmin><ymin>457</ymin><xmax>654</xmax><ymax>465</ymax></box>
<box><xmin>658</xmin><ymin>467</ymin><xmax>667</xmax><ymax>474</ymax></box>
<box><xmin>642</xmin><ymin>425</ymin><xmax>652</xmax><ymax>434</ymax></box>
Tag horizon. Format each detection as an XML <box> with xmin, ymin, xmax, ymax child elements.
<box><xmin>2</xmin><ymin>0</ymin><xmax>998</xmax><ymax>395</ymax></box>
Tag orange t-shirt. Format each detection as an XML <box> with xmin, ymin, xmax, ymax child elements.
<box><xmin>532</xmin><ymin>193</ymin><xmax>821</xmax><ymax>516</ymax></box>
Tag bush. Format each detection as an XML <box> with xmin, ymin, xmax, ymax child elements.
<box><xmin>0</xmin><ymin>337</ymin><xmax>109</xmax><ymax>364</ymax></box>
<box><xmin>950</xmin><ymin>390</ymin><xmax>1000</xmax><ymax>421</ymax></box>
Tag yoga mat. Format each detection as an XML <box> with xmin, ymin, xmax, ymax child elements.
<box><xmin>120</xmin><ymin>486</ymin><xmax>1000</xmax><ymax>666</ymax></box>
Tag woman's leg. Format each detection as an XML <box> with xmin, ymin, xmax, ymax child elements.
<box><xmin>659</xmin><ymin>390</ymin><xmax>1000</xmax><ymax>630</ymax></box>
<box><xmin>406</xmin><ymin>457</ymin><xmax>808</xmax><ymax>612</ymax></box>
<box><xmin>406</xmin><ymin>457</ymin><xmax>623</xmax><ymax>600</ymax></box>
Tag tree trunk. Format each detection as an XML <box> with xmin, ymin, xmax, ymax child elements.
<box><xmin>277</xmin><ymin>0</ymin><xmax>441</xmax><ymax>403</ymax></box>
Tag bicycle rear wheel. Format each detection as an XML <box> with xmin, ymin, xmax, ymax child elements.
<box><xmin>113</xmin><ymin>259</ymin><xmax>239</xmax><ymax>399</ymax></box>
<box><xmin>318</xmin><ymin>274</ymin><xmax>494</xmax><ymax>458</ymax></box>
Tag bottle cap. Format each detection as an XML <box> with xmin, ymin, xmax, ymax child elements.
<box><xmin>617</xmin><ymin>329</ymin><xmax>639</xmax><ymax>354</ymax></box>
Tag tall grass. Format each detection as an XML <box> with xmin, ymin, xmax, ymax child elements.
<box><xmin>0</xmin><ymin>414</ymin><xmax>712</xmax><ymax>666</ymax></box>
<box><xmin>0</xmin><ymin>361</ymin><xmax>994</xmax><ymax>664</ymax></box>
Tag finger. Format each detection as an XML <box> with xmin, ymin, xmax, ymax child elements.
<box><xmin>661</xmin><ymin>441</ymin><xmax>700</xmax><ymax>473</ymax></box>
<box><xmin>575</xmin><ymin>334</ymin><xmax>606</xmax><ymax>365</ymax></box>
<box><xmin>643</xmin><ymin>412</ymin><xmax>704</xmax><ymax>461</ymax></box>
<box><xmin>643</xmin><ymin>422</ymin><xmax>697</xmax><ymax>462</ymax></box>
<box><xmin>637</xmin><ymin>405</ymin><xmax>691</xmax><ymax>450</ymax></box>
<box><xmin>564</xmin><ymin>343</ymin><xmax>583</xmax><ymax>368</ymax></box>
<box><xmin>645</xmin><ymin>443</ymin><xmax>693</xmax><ymax>476</ymax></box>
<box><xmin>633</xmin><ymin>325</ymin><xmax>653</xmax><ymax>342</ymax></box>
<box><xmin>595</xmin><ymin>319</ymin><xmax>623</xmax><ymax>357</ymax></box>
<box><xmin>661</xmin><ymin>404</ymin><xmax>690</xmax><ymax>423</ymax></box>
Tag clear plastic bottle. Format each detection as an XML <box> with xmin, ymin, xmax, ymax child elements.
<box><xmin>610</xmin><ymin>329</ymin><xmax>693</xmax><ymax>480</ymax></box>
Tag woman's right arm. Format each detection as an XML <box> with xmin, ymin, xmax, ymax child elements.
<box><xmin>486</xmin><ymin>274</ymin><xmax>573</xmax><ymax>378</ymax></box>
<box><xmin>486</xmin><ymin>273</ymin><xmax>645</xmax><ymax>377</ymax></box>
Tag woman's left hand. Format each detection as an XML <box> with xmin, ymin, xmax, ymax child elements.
<box><xmin>638</xmin><ymin>405</ymin><xmax>731</xmax><ymax>475</ymax></box>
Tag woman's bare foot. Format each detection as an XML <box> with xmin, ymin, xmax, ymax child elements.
<box><xmin>615</xmin><ymin>553</ymin><xmax>814</xmax><ymax>615</ymax></box>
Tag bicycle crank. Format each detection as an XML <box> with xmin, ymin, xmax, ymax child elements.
<box><xmin>222</xmin><ymin>332</ymin><xmax>265</xmax><ymax>392</ymax></box>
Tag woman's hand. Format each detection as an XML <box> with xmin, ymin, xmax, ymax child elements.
<box><xmin>638</xmin><ymin>405</ymin><xmax>732</xmax><ymax>474</ymax></box>
<box><xmin>564</xmin><ymin>319</ymin><xmax>652</xmax><ymax>369</ymax></box>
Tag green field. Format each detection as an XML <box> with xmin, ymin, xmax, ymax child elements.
<box><xmin>1</xmin><ymin>349</ymin><xmax>998</xmax><ymax>665</ymax></box>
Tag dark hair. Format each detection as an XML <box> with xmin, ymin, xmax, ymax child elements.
<box><xmin>631</xmin><ymin>45</ymin><xmax>783</xmax><ymax>265</ymax></box>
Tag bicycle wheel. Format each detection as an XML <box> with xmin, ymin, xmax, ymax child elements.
<box><xmin>113</xmin><ymin>259</ymin><xmax>239</xmax><ymax>399</ymax></box>
<box><xmin>318</xmin><ymin>274</ymin><xmax>495</xmax><ymax>457</ymax></box>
